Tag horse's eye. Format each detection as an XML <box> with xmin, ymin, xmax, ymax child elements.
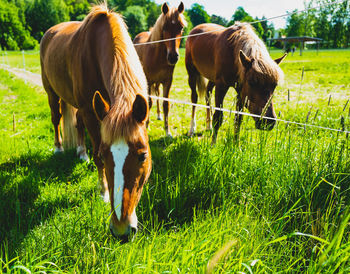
<box><xmin>138</xmin><ymin>152</ymin><xmax>147</xmax><ymax>163</ymax></box>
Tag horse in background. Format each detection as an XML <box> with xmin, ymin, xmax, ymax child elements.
<box><xmin>185</xmin><ymin>23</ymin><xmax>287</xmax><ymax>144</ymax></box>
<box><xmin>134</xmin><ymin>2</ymin><xmax>186</xmax><ymax>137</ymax></box>
<box><xmin>40</xmin><ymin>4</ymin><xmax>152</xmax><ymax>241</ymax></box>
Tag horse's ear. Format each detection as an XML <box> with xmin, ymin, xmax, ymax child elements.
<box><xmin>239</xmin><ymin>50</ymin><xmax>253</xmax><ymax>70</ymax></box>
<box><xmin>274</xmin><ymin>53</ymin><xmax>287</xmax><ymax>65</ymax></box>
<box><xmin>162</xmin><ymin>2</ymin><xmax>169</xmax><ymax>15</ymax></box>
<box><xmin>132</xmin><ymin>94</ymin><xmax>148</xmax><ymax>124</ymax></box>
<box><xmin>93</xmin><ymin>91</ymin><xmax>110</xmax><ymax>122</ymax></box>
<box><xmin>178</xmin><ymin>2</ymin><xmax>184</xmax><ymax>13</ymax></box>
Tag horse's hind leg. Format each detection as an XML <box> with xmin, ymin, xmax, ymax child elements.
<box><xmin>76</xmin><ymin>110</ymin><xmax>89</xmax><ymax>162</ymax></box>
<box><xmin>234</xmin><ymin>92</ymin><xmax>244</xmax><ymax>143</ymax></box>
<box><xmin>187</xmin><ymin>69</ymin><xmax>198</xmax><ymax>136</ymax></box>
<box><xmin>45</xmin><ymin>87</ymin><xmax>63</xmax><ymax>153</ymax></box>
<box><xmin>206</xmin><ymin>81</ymin><xmax>215</xmax><ymax>131</ymax></box>
<box><xmin>155</xmin><ymin>83</ymin><xmax>162</xmax><ymax>120</ymax></box>
<box><xmin>162</xmin><ymin>80</ymin><xmax>173</xmax><ymax>137</ymax></box>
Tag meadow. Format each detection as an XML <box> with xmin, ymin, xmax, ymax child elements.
<box><xmin>0</xmin><ymin>48</ymin><xmax>349</xmax><ymax>272</ymax></box>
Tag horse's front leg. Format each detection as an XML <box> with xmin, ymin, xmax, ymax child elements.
<box><xmin>76</xmin><ymin>110</ymin><xmax>89</xmax><ymax>162</ymax></box>
<box><xmin>81</xmin><ymin>110</ymin><xmax>109</xmax><ymax>202</ymax></box>
<box><xmin>162</xmin><ymin>79</ymin><xmax>173</xmax><ymax>137</ymax></box>
<box><xmin>154</xmin><ymin>83</ymin><xmax>162</xmax><ymax>120</ymax></box>
<box><xmin>212</xmin><ymin>83</ymin><xmax>229</xmax><ymax>145</ymax></box>
<box><xmin>234</xmin><ymin>95</ymin><xmax>244</xmax><ymax>143</ymax></box>
<box><xmin>206</xmin><ymin>81</ymin><xmax>215</xmax><ymax>131</ymax></box>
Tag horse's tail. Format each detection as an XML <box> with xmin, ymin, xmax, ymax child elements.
<box><xmin>197</xmin><ymin>75</ymin><xmax>207</xmax><ymax>99</ymax></box>
<box><xmin>60</xmin><ymin>100</ymin><xmax>78</xmax><ymax>150</ymax></box>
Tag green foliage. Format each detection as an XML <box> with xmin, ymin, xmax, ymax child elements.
<box><xmin>210</xmin><ymin>14</ymin><xmax>228</xmax><ymax>27</ymax></box>
<box><xmin>122</xmin><ymin>5</ymin><xmax>147</xmax><ymax>39</ymax></box>
<box><xmin>228</xmin><ymin>7</ymin><xmax>265</xmax><ymax>38</ymax></box>
<box><xmin>25</xmin><ymin>0</ymin><xmax>70</xmax><ymax>41</ymax></box>
<box><xmin>285</xmin><ymin>0</ymin><xmax>350</xmax><ymax>48</ymax></box>
<box><xmin>231</xmin><ymin>6</ymin><xmax>251</xmax><ymax>22</ymax></box>
<box><xmin>0</xmin><ymin>0</ymin><xmax>37</xmax><ymax>50</ymax></box>
<box><xmin>187</xmin><ymin>3</ymin><xmax>210</xmax><ymax>27</ymax></box>
<box><xmin>64</xmin><ymin>0</ymin><xmax>90</xmax><ymax>21</ymax></box>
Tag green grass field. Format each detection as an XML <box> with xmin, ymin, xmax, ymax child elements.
<box><xmin>0</xmin><ymin>49</ymin><xmax>349</xmax><ymax>272</ymax></box>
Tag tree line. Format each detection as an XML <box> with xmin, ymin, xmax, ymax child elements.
<box><xmin>0</xmin><ymin>0</ymin><xmax>349</xmax><ymax>50</ymax></box>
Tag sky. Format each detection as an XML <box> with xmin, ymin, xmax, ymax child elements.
<box><xmin>154</xmin><ymin>0</ymin><xmax>307</xmax><ymax>29</ymax></box>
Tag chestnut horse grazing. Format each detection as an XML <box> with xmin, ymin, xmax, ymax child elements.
<box><xmin>185</xmin><ymin>23</ymin><xmax>287</xmax><ymax>144</ymax></box>
<box><xmin>40</xmin><ymin>4</ymin><xmax>152</xmax><ymax>241</ymax></box>
<box><xmin>134</xmin><ymin>2</ymin><xmax>186</xmax><ymax>137</ymax></box>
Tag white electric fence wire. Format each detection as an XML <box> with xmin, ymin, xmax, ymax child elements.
<box><xmin>149</xmin><ymin>95</ymin><xmax>350</xmax><ymax>135</ymax></box>
<box><xmin>134</xmin><ymin>0</ymin><xmax>348</xmax><ymax>46</ymax></box>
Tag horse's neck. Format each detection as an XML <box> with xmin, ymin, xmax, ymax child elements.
<box><xmin>147</xmin><ymin>31</ymin><xmax>167</xmax><ymax>58</ymax></box>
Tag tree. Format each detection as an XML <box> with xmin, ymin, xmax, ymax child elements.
<box><xmin>231</xmin><ymin>6</ymin><xmax>251</xmax><ymax>22</ymax></box>
<box><xmin>65</xmin><ymin>0</ymin><xmax>90</xmax><ymax>21</ymax></box>
<box><xmin>0</xmin><ymin>0</ymin><xmax>37</xmax><ymax>49</ymax></box>
<box><xmin>285</xmin><ymin>11</ymin><xmax>306</xmax><ymax>37</ymax></box>
<box><xmin>122</xmin><ymin>5</ymin><xmax>147</xmax><ymax>38</ymax></box>
<box><xmin>229</xmin><ymin>7</ymin><xmax>264</xmax><ymax>38</ymax></box>
<box><xmin>210</xmin><ymin>15</ymin><xmax>228</xmax><ymax>27</ymax></box>
<box><xmin>187</xmin><ymin>3</ymin><xmax>210</xmax><ymax>27</ymax></box>
<box><xmin>26</xmin><ymin>0</ymin><xmax>70</xmax><ymax>41</ymax></box>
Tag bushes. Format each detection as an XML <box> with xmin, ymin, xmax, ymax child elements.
<box><xmin>0</xmin><ymin>0</ymin><xmax>37</xmax><ymax>50</ymax></box>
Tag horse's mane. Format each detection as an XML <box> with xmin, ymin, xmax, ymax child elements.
<box><xmin>81</xmin><ymin>4</ymin><xmax>148</xmax><ymax>144</ymax></box>
<box><xmin>229</xmin><ymin>23</ymin><xmax>284</xmax><ymax>85</ymax></box>
<box><xmin>149</xmin><ymin>7</ymin><xmax>187</xmax><ymax>42</ymax></box>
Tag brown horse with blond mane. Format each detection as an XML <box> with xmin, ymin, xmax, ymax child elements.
<box><xmin>185</xmin><ymin>23</ymin><xmax>287</xmax><ymax>144</ymax></box>
<box><xmin>134</xmin><ymin>2</ymin><xmax>186</xmax><ymax>137</ymax></box>
<box><xmin>40</xmin><ymin>4</ymin><xmax>152</xmax><ymax>241</ymax></box>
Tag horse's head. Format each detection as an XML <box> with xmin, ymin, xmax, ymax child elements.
<box><xmin>161</xmin><ymin>2</ymin><xmax>186</xmax><ymax>65</ymax></box>
<box><xmin>239</xmin><ymin>50</ymin><xmax>287</xmax><ymax>130</ymax></box>
<box><xmin>93</xmin><ymin>92</ymin><xmax>152</xmax><ymax>242</ymax></box>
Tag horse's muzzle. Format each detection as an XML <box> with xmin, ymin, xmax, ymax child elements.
<box><xmin>167</xmin><ymin>53</ymin><xmax>179</xmax><ymax>66</ymax></box>
<box><xmin>110</xmin><ymin>225</ymin><xmax>137</xmax><ymax>243</ymax></box>
<box><xmin>255</xmin><ymin>118</ymin><xmax>276</xmax><ymax>130</ymax></box>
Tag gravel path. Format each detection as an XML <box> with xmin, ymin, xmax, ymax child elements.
<box><xmin>0</xmin><ymin>65</ymin><xmax>43</xmax><ymax>87</ymax></box>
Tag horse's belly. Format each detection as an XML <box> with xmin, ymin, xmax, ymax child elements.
<box><xmin>45</xmin><ymin>62</ymin><xmax>76</xmax><ymax>105</ymax></box>
<box><xmin>193</xmin><ymin>59</ymin><xmax>216</xmax><ymax>82</ymax></box>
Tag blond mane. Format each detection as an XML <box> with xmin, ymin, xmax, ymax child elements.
<box><xmin>82</xmin><ymin>4</ymin><xmax>148</xmax><ymax>144</ymax></box>
<box><xmin>149</xmin><ymin>7</ymin><xmax>187</xmax><ymax>42</ymax></box>
<box><xmin>229</xmin><ymin>23</ymin><xmax>284</xmax><ymax>85</ymax></box>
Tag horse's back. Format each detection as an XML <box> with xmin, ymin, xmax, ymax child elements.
<box><xmin>186</xmin><ymin>23</ymin><xmax>227</xmax><ymax>82</ymax></box>
<box><xmin>133</xmin><ymin>31</ymin><xmax>150</xmax><ymax>60</ymax></box>
<box><xmin>133</xmin><ymin>32</ymin><xmax>150</xmax><ymax>44</ymax></box>
<box><xmin>40</xmin><ymin>21</ymin><xmax>82</xmax><ymax>106</ymax></box>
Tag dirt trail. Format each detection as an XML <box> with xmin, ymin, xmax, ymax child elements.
<box><xmin>0</xmin><ymin>65</ymin><xmax>43</xmax><ymax>87</ymax></box>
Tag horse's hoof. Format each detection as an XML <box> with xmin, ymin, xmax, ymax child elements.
<box><xmin>54</xmin><ymin>147</ymin><xmax>64</xmax><ymax>154</ymax></box>
<box><xmin>157</xmin><ymin>115</ymin><xmax>163</xmax><ymax>121</ymax></box>
<box><xmin>79</xmin><ymin>153</ymin><xmax>90</xmax><ymax>162</ymax></box>
<box><xmin>166</xmin><ymin>132</ymin><xmax>173</xmax><ymax>138</ymax></box>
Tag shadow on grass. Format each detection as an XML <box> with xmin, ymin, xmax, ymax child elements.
<box><xmin>0</xmin><ymin>150</ymin><xmax>92</xmax><ymax>256</ymax></box>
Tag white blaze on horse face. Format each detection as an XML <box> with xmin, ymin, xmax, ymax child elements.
<box><xmin>110</xmin><ymin>139</ymin><xmax>129</xmax><ymax>221</ymax></box>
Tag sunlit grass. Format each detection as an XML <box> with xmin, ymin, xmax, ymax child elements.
<box><xmin>0</xmin><ymin>49</ymin><xmax>349</xmax><ymax>272</ymax></box>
